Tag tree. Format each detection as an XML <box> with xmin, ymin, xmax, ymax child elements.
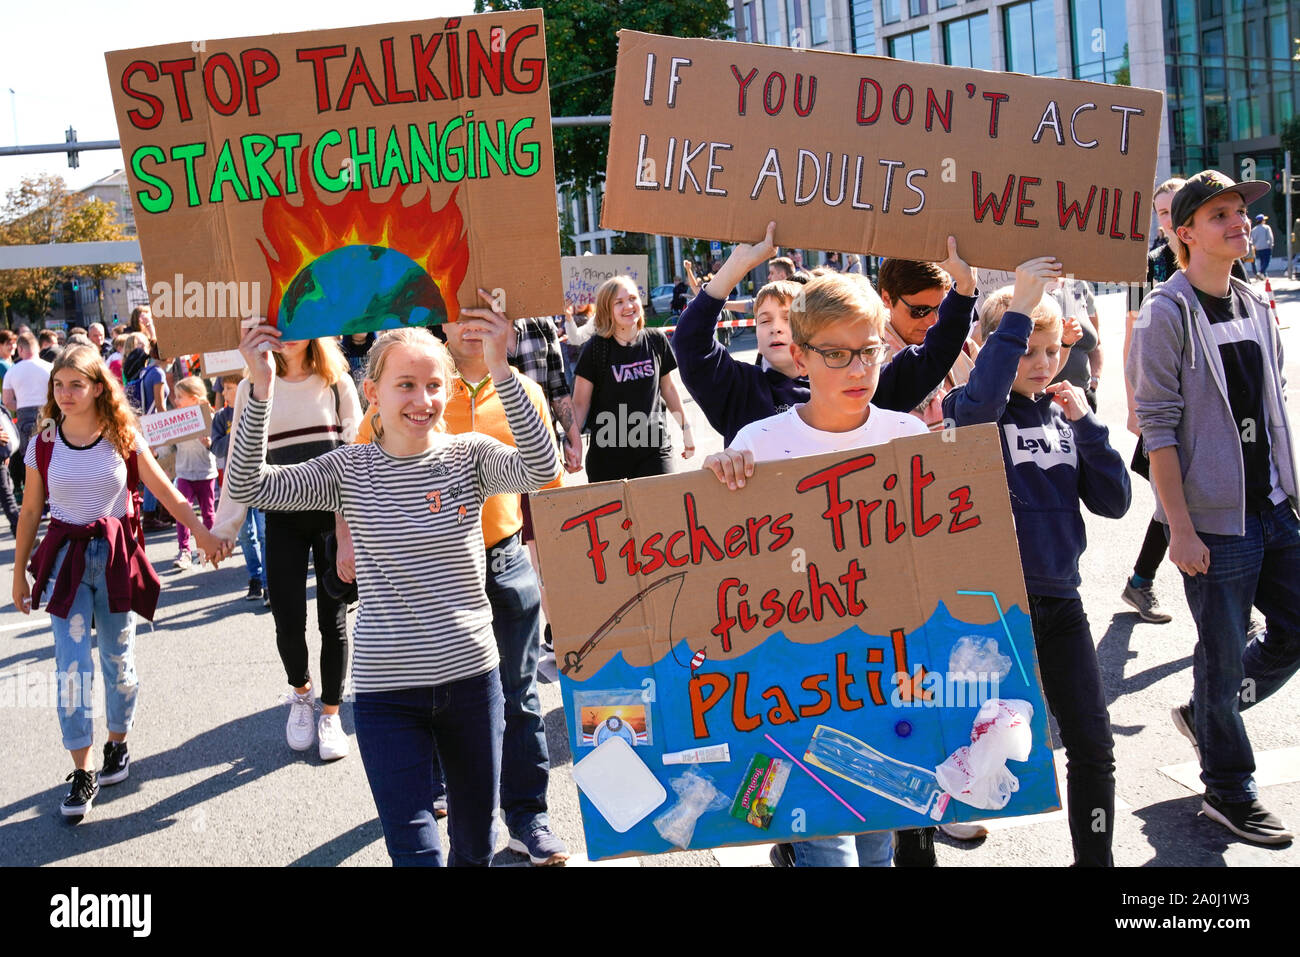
<box><xmin>0</xmin><ymin>175</ymin><xmax>134</xmax><ymax>326</ymax></box>
<box><xmin>477</xmin><ymin>0</ymin><xmax>733</xmax><ymax>190</ymax></box>
<box><xmin>58</xmin><ymin>199</ymin><xmax>133</xmax><ymax>323</ymax></box>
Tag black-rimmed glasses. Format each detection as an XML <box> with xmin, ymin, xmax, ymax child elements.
<box><xmin>800</xmin><ymin>342</ymin><xmax>892</xmax><ymax>369</ymax></box>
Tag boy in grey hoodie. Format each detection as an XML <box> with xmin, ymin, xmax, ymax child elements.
<box><xmin>1127</xmin><ymin>170</ymin><xmax>1300</xmax><ymax>845</ymax></box>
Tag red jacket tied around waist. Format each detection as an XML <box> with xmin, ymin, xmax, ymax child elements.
<box><xmin>29</xmin><ymin>516</ymin><xmax>161</xmax><ymax>621</ymax></box>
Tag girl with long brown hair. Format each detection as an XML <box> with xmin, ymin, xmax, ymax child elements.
<box><xmin>11</xmin><ymin>344</ymin><xmax>231</xmax><ymax>818</ymax></box>
<box><xmin>211</xmin><ymin>335</ymin><xmax>361</xmax><ymax>761</ymax></box>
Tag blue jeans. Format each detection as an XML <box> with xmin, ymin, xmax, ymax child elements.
<box><xmin>237</xmin><ymin>508</ymin><xmax>267</xmax><ymax>586</ymax></box>
<box><xmin>430</xmin><ymin>533</ymin><xmax>549</xmax><ymax>836</ymax></box>
<box><xmin>44</xmin><ymin>539</ymin><xmax>139</xmax><ymax>751</ymax></box>
<box><xmin>790</xmin><ymin>831</ymin><xmax>894</xmax><ymax>866</ymax></box>
<box><xmin>1177</xmin><ymin>501</ymin><xmax>1300</xmax><ymax>803</ymax></box>
<box><xmin>353</xmin><ymin>669</ymin><xmax>504</xmax><ymax>866</ymax></box>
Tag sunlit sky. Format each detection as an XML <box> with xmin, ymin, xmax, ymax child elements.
<box><xmin>0</xmin><ymin>0</ymin><xmax>473</xmax><ymax>191</ymax></box>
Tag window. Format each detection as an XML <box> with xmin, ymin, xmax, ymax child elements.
<box><xmin>764</xmin><ymin>0</ymin><xmax>783</xmax><ymax>45</ymax></box>
<box><xmin>909</xmin><ymin>0</ymin><xmax>928</xmax><ymax>16</ymax></box>
<box><xmin>787</xmin><ymin>0</ymin><xmax>804</xmax><ymax>45</ymax></box>
<box><xmin>890</xmin><ymin>28</ymin><xmax>931</xmax><ymax>63</ymax></box>
<box><xmin>850</xmin><ymin>0</ymin><xmax>877</xmax><ymax>54</ymax></box>
<box><xmin>883</xmin><ymin>0</ymin><xmax>902</xmax><ymax>25</ymax></box>
<box><xmin>810</xmin><ymin>0</ymin><xmax>829</xmax><ymax>45</ymax></box>
<box><xmin>744</xmin><ymin>2</ymin><xmax>758</xmax><ymax>44</ymax></box>
<box><xmin>1070</xmin><ymin>0</ymin><xmax>1130</xmax><ymax>85</ymax></box>
<box><xmin>944</xmin><ymin>14</ymin><xmax>991</xmax><ymax>70</ymax></box>
<box><xmin>1004</xmin><ymin>0</ymin><xmax>1058</xmax><ymax>76</ymax></box>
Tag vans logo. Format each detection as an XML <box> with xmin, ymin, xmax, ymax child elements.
<box><xmin>1003</xmin><ymin>424</ymin><xmax>1076</xmax><ymax>470</ymax></box>
<box><xmin>611</xmin><ymin>359</ymin><xmax>656</xmax><ymax>383</ymax></box>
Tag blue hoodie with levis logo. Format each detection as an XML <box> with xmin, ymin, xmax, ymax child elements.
<box><xmin>941</xmin><ymin>310</ymin><xmax>1131</xmax><ymax>598</ymax></box>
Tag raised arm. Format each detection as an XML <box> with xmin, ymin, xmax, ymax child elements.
<box><xmin>874</xmin><ymin>237</ymin><xmax>978</xmax><ymax>413</ymax></box>
<box><xmin>224</xmin><ymin>322</ymin><xmax>347</xmax><ymax>515</ymax></box>
<box><xmin>459</xmin><ymin>290</ymin><xmax>562</xmax><ymax>495</ymax></box>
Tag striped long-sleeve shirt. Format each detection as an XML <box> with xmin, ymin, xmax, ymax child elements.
<box><xmin>227</xmin><ymin>373</ymin><xmax>561</xmax><ymax>692</ymax></box>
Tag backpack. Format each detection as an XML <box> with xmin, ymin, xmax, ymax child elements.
<box><xmin>36</xmin><ymin>431</ymin><xmax>145</xmax><ymax>549</ymax></box>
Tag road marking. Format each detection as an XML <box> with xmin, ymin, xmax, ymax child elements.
<box><xmin>0</xmin><ymin>618</ymin><xmax>46</xmax><ymax>633</ymax></box>
<box><xmin>712</xmin><ymin>842</ymin><xmax>776</xmax><ymax>867</ymax></box>
<box><xmin>1159</xmin><ymin>746</ymin><xmax>1300</xmax><ymax>793</ymax></box>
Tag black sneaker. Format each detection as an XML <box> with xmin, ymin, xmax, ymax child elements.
<box><xmin>262</xmin><ymin>588</ymin><xmax>271</xmax><ymax>609</ymax></box>
<box><xmin>61</xmin><ymin>769</ymin><xmax>99</xmax><ymax>817</ymax></box>
<box><xmin>100</xmin><ymin>741</ymin><xmax>130</xmax><ymax>786</ymax></box>
<box><xmin>1201</xmin><ymin>793</ymin><xmax>1294</xmax><ymax>845</ymax></box>
<box><xmin>1121</xmin><ymin>581</ymin><xmax>1172</xmax><ymax>623</ymax></box>
<box><xmin>246</xmin><ymin>578</ymin><xmax>263</xmax><ymax>601</ymax></box>
<box><xmin>1171</xmin><ymin>703</ymin><xmax>1199</xmax><ymax>760</ymax></box>
<box><xmin>541</xmin><ymin>624</ymin><xmax>553</xmax><ymax>654</ymax></box>
<box><xmin>769</xmin><ymin>842</ymin><xmax>796</xmax><ymax>867</ymax></box>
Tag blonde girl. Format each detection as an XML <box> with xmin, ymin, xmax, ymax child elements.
<box><xmin>169</xmin><ymin>376</ymin><xmax>218</xmax><ymax>569</ymax></box>
<box><xmin>227</xmin><ymin>295</ymin><xmax>559</xmax><ymax>866</ymax></box>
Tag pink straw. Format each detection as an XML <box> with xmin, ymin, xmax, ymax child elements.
<box><xmin>764</xmin><ymin>733</ymin><xmax>866</xmax><ymax>823</ymax></box>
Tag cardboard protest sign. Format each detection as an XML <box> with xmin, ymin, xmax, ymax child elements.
<box><xmin>139</xmin><ymin>403</ymin><xmax>211</xmax><ymax>446</ymax></box>
<box><xmin>106</xmin><ymin>10</ymin><xmax>562</xmax><ymax>358</ymax></box>
<box><xmin>602</xmin><ymin>32</ymin><xmax>1163</xmax><ymax>282</ymax></box>
<box><xmin>532</xmin><ymin>425</ymin><xmax>1060</xmax><ymax>860</ymax></box>
<box><xmin>560</xmin><ymin>255</ymin><xmax>649</xmax><ymax>308</ymax></box>
<box><xmin>200</xmin><ymin>349</ymin><xmax>245</xmax><ymax>378</ymax></box>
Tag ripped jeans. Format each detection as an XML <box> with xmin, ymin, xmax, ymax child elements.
<box><xmin>44</xmin><ymin>538</ymin><xmax>139</xmax><ymax>751</ymax></box>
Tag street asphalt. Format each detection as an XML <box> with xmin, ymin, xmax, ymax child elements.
<box><xmin>2</xmin><ymin>277</ymin><xmax>1298</xmax><ymax>869</ymax></box>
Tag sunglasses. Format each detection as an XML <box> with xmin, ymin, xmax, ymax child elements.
<box><xmin>799</xmin><ymin>342</ymin><xmax>892</xmax><ymax>369</ymax></box>
<box><xmin>896</xmin><ymin>294</ymin><xmax>939</xmax><ymax>320</ymax></box>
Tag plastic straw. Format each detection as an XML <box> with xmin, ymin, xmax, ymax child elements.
<box><xmin>764</xmin><ymin>733</ymin><xmax>866</xmax><ymax>823</ymax></box>
<box><xmin>956</xmin><ymin>590</ymin><xmax>1030</xmax><ymax>685</ymax></box>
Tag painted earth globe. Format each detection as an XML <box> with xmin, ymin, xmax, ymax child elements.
<box><xmin>279</xmin><ymin>244</ymin><xmax>447</xmax><ymax>339</ymax></box>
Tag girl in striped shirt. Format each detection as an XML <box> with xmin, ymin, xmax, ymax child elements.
<box><xmin>228</xmin><ymin>297</ymin><xmax>560</xmax><ymax>866</ymax></box>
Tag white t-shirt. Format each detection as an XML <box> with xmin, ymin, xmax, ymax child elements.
<box><xmin>25</xmin><ymin>427</ymin><xmax>149</xmax><ymax>524</ymax></box>
<box><xmin>731</xmin><ymin>404</ymin><xmax>928</xmax><ymax>462</ymax></box>
<box><xmin>3</xmin><ymin>357</ymin><xmax>53</xmax><ymax>408</ymax></box>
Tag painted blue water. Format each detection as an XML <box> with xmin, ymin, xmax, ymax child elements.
<box><xmin>562</xmin><ymin>601</ymin><xmax>1062</xmax><ymax>860</ymax></box>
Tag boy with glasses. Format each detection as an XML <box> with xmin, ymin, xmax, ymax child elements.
<box><xmin>704</xmin><ymin>270</ymin><xmax>929</xmax><ymax>867</ymax></box>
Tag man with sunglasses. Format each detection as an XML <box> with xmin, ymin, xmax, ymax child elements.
<box><xmin>878</xmin><ymin>259</ymin><xmax>981</xmax><ymax>433</ymax></box>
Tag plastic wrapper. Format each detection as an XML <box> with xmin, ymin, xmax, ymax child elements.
<box><xmin>947</xmin><ymin>636</ymin><xmax>1013</xmax><ymax>682</ymax></box>
<box><xmin>653</xmin><ymin>766</ymin><xmax>729</xmax><ymax>848</ymax></box>
<box><xmin>935</xmin><ymin>698</ymin><xmax>1034</xmax><ymax>811</ymax></box>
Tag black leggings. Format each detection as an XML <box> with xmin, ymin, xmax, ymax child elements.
<box><xmin>1133</xmin><ymin>518</ymin><xmax>1168</xmax><ymax>581</ymax></box>
<box><xmin>264</xmin><ymin>509</ymin><xmax>349</xmax><ymax>706</ymax></box>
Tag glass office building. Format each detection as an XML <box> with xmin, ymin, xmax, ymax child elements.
<box><xmin>740</xmin><ymin>1</ymin><xmax>1299</xmax><ymax>225</ymax></box>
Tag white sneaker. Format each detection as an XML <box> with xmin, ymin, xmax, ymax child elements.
<box><xmin>317</xmin><ymin>712</ymin><xmax>350</xmax><ymax>761</ymax></box>
<box><xmin>283</xmin><ymin>690</ymin><xmax>317</xmax><ymax>751</ymax></box>
<box><xmin>939</xmin><ymin>821</ymin><xmax>989</xmax><ymax>841</ymax></box>
<box><xmin>173</xmin><ymin>551</ymin><xmax>192</xmax><ymax>570</ymax></box>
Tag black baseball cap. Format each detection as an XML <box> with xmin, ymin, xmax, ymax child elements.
<box><xmin>1170</xmin><ymin>170</ymin><xmax>1270</xmax><ymax>229</ymax></box>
